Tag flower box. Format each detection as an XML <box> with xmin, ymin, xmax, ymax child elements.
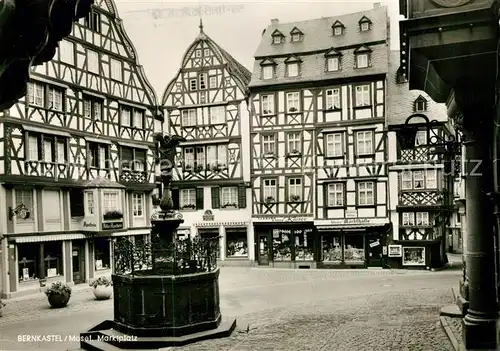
<box><xmin>221</xmin><ymin>203</ymin><xmax>238</xmax><ymax>209</ymax></box>
<box><xmin>181</xmin><ymin>204</ymin><xmax>196</xmax><ymax>210</ymax></box>
<box><xmin>265</xmin><ymin>196</ymin><xmax>276</xmax><ymax>204</ymax></box>
<box><xmin>290</xmin><ymin>195</ymin><xmax>301</xmax><ymax>202</ymax></box>
<box><xmin>103</xmin><ymin>210</ymin><xmax>123</xmax><ymax>221</ymax></box>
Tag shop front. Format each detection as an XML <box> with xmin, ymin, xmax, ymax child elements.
<box><xmin>253</xmin><ymin>216</ymin><xmax>316</xmax><ymax>269</ymax></box>
<box><xmin>314</xmin><ymin>218</ymin><xmax>391</xmax><ymax>269</ymax></box>
<box><xmin>194</xmin><ymin>221</ymin><xmax>253</xmax><ymax>266</ymax></box>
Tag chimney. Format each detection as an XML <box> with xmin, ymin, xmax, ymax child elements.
<box><xmin>271</xmin><ymin>18</ymin><xmax>279</xmax><ymax>25</ymax></box>
<box><xmin>373</xmin><ymin>2</ymin><xmax>381</xmax><ymax>8</ymax></box>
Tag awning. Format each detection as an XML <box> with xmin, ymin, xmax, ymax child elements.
<box><xmin>117</xmin><ymin>141</ymin><xmax>151</xmax><ymax>150</ymax></box>
<box><xmin>84</xmin><ymin>136</ymin><xmax>112</xmax><ymax>145</ymax></box>
<box><xmin>12</xmin><ymin>233</ymin><xmax>87</xmax><ymax>243</ymax></box>
<box><xmin>23</xmin><ymin>125</ymin><xmax>71</xmax><ymax>138</ymax></box>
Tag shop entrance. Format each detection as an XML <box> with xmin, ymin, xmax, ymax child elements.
<box><xmin>72</xmin><ymin>240</ymin><xmax>85</xmax><ymax>284</ymax></box>
<box><xmin>367</xmin><ymin>235</ymin><xmax>383</xmax><ymax>267</ymax></box>
<box><xmin>257</xmin><ymin>234</ymin><xmax>269</xmax><ymax>265</ymax></box>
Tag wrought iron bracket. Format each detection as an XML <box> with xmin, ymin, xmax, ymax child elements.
<box><xmin>8</xmin><ymin>203</ymin><xmax>30</xmax><ymax>220</ymax></box>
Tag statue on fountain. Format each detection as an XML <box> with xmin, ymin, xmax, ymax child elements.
<box><xmin>153</xmin><ymin>133</ymin><xmax>186</xmax><ymax>218</ymax></box>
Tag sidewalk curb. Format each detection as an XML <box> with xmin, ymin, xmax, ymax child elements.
<box><xmin>440</xmin><ymin>316</ymin><xmax>460</xmax><ymax>351</ymax></box>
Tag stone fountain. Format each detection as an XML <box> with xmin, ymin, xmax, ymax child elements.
<box><xmin>76</xmin><ymin>134</ymin><xmax>236</xmax><ymax>350</ymax></box>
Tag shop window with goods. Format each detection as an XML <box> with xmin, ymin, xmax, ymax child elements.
<box><xmin>94</xmin><ymin>238</ymin><xmax>111</xmax><ymax>270</ymax></box>
<box><xmin>294</xmin><ymin>229</ymin><xmax>314</xmax><ymax>261</ymax></box>
<box><xmin>322</xmin><ymin>235</ymin><xmax>343</xmax><ymax>263</ymax></box>
<box><xmin>226</xmin><ymin>229</ymin><xmax>248</xmax><ymax>258</ymax></box>
<box><xmin>344</xmin><ymin>235</ymin><xmax>365</xmax><ymax>264</ymax></box>
<box><xmin>44</xmin><ymin>242</ymin><xmax>63</xmax><ymax>277</ymax></box>
<box><xmin>18</xmin><ymin>244</ymin><xmax>39</xmax><ymax>282</ymax></box>
<box><xmin>272</xmin><ymin>229</ymin><xmax>292</xmax><ymax>261</ymax></box>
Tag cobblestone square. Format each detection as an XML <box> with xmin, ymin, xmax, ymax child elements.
<box><xmin>0</xmin><ymin>267</ymin><xmax>459</xmax><ymax>350</ymax></box>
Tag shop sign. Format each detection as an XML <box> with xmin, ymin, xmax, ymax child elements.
<box><xmin>369</xmin><ymin>240</ymin><xmax>380</xmax><ymax>248</ymax></box>
<box><xmin>253</xmin><ymin>216</ymin><xmax>314</xmax><ymax>223</ymax></box>
<box><xmin>203</xmin><ymin>210</ymin><xmax>214</xmax><ymax>221</ymax></box>
<box><xmin>83</xmin><ymin>222</ymin><xmax>97</xmax><ymax>228</ymax></box>
<box><xmin>314</xmin><ymin>218</ymin><xmax>389</xmax><ymax>226</ymax></box>
<box><xmin>102</xmin><ymin>221</ymin><xmax>124</xmax><ymax>230</ymax></box>
<box><xmin>388</xmin><ymin>245</ymin><xmax>402</xmax><ymax>257</ymax></box>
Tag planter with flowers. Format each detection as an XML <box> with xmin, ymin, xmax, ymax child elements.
<box><xmin>0</xmin><ymin>299</ymin><xmax>5</xmax><ymax>317</ymax></box>
<box><xmin>45</xmin><ymin>281</ymin><xmax>72</xmax><ymax>308</ymax></box>
<box><xmin>90</xmin><ymin>276</ymin><xmax>113</xmax><ymax>300</ymax></box>
<box><xmin>290</xmin><ymin>195</ymin><xmax>301</xmax><ymax>202</ymax></box>
<box><xmin>265</xmin><ymin>196</ymin><xmax>276</xmax><ymax>204</ymax></box>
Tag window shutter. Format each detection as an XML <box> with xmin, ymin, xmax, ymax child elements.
<box><xmin>171</xmin><ymin>188</ymin><xmax>179</xmax><ymax>210</ymax></box>
<box><xmin>196</xmin><ymin>188</ymin><xmax>204</xmax><ymax>210</ymax></box>
<box><xmin>238</xmin><ymin>185</ymin><xmax>246</xmax><ymax>208</ymax></box>
<box><xmin>211</xmin><ymin>187</ymin><xmax>220</xmax><ymax>209</ymax></box>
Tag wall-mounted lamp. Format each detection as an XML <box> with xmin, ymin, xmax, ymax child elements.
<box><xmin>8</xmin><ymin>204</ymin><xmax>30</xmax><ymax>221</ymax></box>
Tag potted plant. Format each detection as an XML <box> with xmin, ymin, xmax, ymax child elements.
<box><xmin>222</xmin><ymin>202</ymin><xmax>237</xmax><ymax>209</ymax></box>
<box><xmin>45</xmin><ymin>281</ymin><xmax>71</xmax><ymax>308</ymax></box>
<box><xmin>90</xmin><ymin>276</ymin><xmax>113</xmax><ymax>300</ymax></box>
<box><xmin>288</xmin><ymin>107</ymin><xmax>298</xmax><ymax>113</ymax></box>
<box><xmin>265</xmin><ymin>196</ymin><xmax>275</xmax><ymax>204</ymax></box>
<box><xmin>181</xmin><ymin>204</ymin><xmax>196</xmax><ymax>210</ymax></box>
<box><xmin>103</xmin><ymin>210</ymin><xmax>123</xmax><ymax>221</ymax></box>
<box><xmin>184</xmin><ymin>164</ymin><xmax>193</xmax><ymax>172</ymax></box>
<box><xmin>290</xmin><ymin>195</ymin><xmax>301</xmax><ymax>202</ymax></box>
<box><xmin>0</xmin><ymin>299</ymin><xmax>5</xmax><ymax>317</ymax></box>
<box><xmin>194</xmin><ymin>165</ymin><xmax>204</xmax><ymax>173</ymax></box>
<box><xmin>212</xmin><ymin>163</ymin><xmax>225</xmax><ymax>172</ymax></box>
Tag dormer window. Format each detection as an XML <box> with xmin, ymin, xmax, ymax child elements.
<box><xmin>332</xmin><ymin>21</ymin><xmax>345</xmax><ymax>36</ymax></box>
<box><xmin>284</xmin><ymin>56</ymin><xmax>301</xmax><ymax>78</ymax></box>
<box><xmin>260</xmin><ymin>58</ymin><xmax>277</xmax><ymax>80</ymax></box>
<box><xmin>325</xmin><ymin>48</ymin><xmax>342</xmax><ymax>72</ymax></box>
<box><xmin>359</xmin><ymin>16</ymin><xmax>372</xmax><ymax>32</ymax></box>
<box><xmin>414</xmin><ymin>96</ymin><xmax>428</xmax><ymax>112</ymax></box>
<box><xmin>354</xmin><ymin>46</ymin><xmax>372</xmax><ymax>69</ymax></box>
<box><xmin>290</xmin><ymin>27</ymin><xmax>303</xmax><ymax>42</ymax></box>
<box><xmin>271</xmin><ymin>29</ymin><xmax>284</xmax><ymax>45</ymax></box>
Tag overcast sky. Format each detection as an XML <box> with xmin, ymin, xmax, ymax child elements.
<box><xmin>113</xmin><ymin>0</ymin><xmax>402</xmax><ymax>98</ymax></box>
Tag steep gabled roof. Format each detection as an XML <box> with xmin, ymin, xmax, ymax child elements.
<box><xmin>162</xmin><ymin>27</ymin><xmax>251</xmax><ymax>105</ymax></box>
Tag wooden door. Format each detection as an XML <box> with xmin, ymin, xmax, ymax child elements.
<box><xmin>257</xmin><ymin>234</ymin><xmax>269</xmax><ymax>265</ymax></box>
<box><xmin>367</xmin><ymin>235</ymin><xmax>382</xmax><ymax>267</ymax></box>
<box><xmin>72</xmin><ymin>241</ymin><xmax>85</xmax><ymax>284</ymax></box>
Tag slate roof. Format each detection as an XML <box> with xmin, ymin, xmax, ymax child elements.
<box><xmin>253</xmin><ymin>6</ymin><xmax>388</xmax><ymax>58</ymax></box>
<box><xmin>386</xmin><ymin>51</ymin><xmax>448</xmax><ymax>126</ymax></box>
<box><xmin>161</xmin><ymin>29</ymin><xmax>251</xmax><ymax>104</ymax></box>
<box><xmin>249</xmin><ymin>6</ymin><xmax>389</xmax><ymax>88</ymax></box>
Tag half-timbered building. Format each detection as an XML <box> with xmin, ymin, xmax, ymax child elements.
<box><xmin>386</xmin><ymin>50</ymin><xmax>455</xmax><ymax>268</ymax></box>
<box><xmin>161</xmin><ymin>22</ymin><xmax>253</xmax><ymax>265</ymax></box>
<box><xmin>0</xmin><ymin>0</ymin><xmax>161</xmax><ymax>297</ymax></box>
<box><xmin>248</xmin><ymin>5</ymin><xmax>391</xmax><ymax>269</ymax></box>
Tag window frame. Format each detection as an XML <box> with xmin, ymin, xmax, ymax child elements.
<box><xmin>262</xmin><ymin>134</ymin><xmax>276</xmax><ymax>155</ymax></box>
<box><xmin>220</xmin><ymin>187</ymin><xmax>238</xmax><ymax>207</ymax></box>
<box><xmin>180</xmin><ymin>188</ymin><xmax>196</xmax><ymax>208</ymax></box>
<box><xmin>325</xmin><ymin>133</ymin><xmax>343</xmax><ymax>158</ymax></box>
<box><xmin>327</xmin><ymin>182</ymin><xmax>345</xmax><ymax>207</ymax></box>
<box><xmin>132</xmin><ymin>193</ymin><xmax>143</xmax><ymax>217</ymax></box>
<box><xmin>262</xmin><ymin>65</ymin><xmax>274</xmax><ymax>80</ymax></box>
<box><xmin>87</xmin><ymin>49</ymin><xmax>100</xmax><ymax>74</ymax></box>
<box><xmin>262</xmin><ymin>179</ymin><xmax>277</xmax><ymax>202</ymax></box>
<box><xmin>189</xmin><ymin>79</ymin><xmax>197</xmax><ymax>91</ymax></box>
<box><xmin>83</xmin><ymin>96</ymin><xmax>103</xmax><ymax>121</ymax></box>
<box><xmin>286</xmin><ymin>132</ymin><xmax>301</xmax><ymax>154</ymax></box>
<box><xmin>327</xmin><ymin>56</ymin><xmax>340</xmax><ymax>72</ymax></box>
<box><xmin>181</xmin><ymin>109</ymin><xmax>197</xmax><ymax>126</ymax></box>
<box><xmin>325</xmin><ymin>88</ymin><xmax>341</xmax><ymax>110</ymax></box>
<box><xmin>286</xmin><ymin>62</ymin><xmax>299</xmax><ymax>77</ymax></box>
<box><xmin>209</xmin><ymin>105</ymin><xmax>226</xmax><ymax>124</ymax></box>
<box><xmin>333</xmin><ymin>26</ymin><xmax>343</xmax><ymax>36</ymax></box>
<box><xmin>103</xmin><ymin>191</ymin><xmax>119</xmax><ymax>213</ymax></box>
<box><xmin>355</xmin><ymin>130</ymin><xmax>374</xmax><ymax>156</ymax></box>
<box><xmin>110</xmin><ymin>58</ymin><xmax>122</xmax><ymax>81</ymax></box>
<box><xmin>87</xmin><ymin>142</ymin><xmax>109</xmax><ymax>169</ymax></box>
<box><xmin>357</xmin><ymin>181</ymin><xmax>375</xmax><ymax>206</ymax></box>
<box><xmin>285</xmin><ymin>91</ymin><xmax>300</xmax><ymax>113</ymax></box>
<box><xmin>261</xmin><ymin>94</ymin><xmax>275</xmax><ymax>115</ymax></box>
<box><xmin>354</xmin><ymin>84</ymin><xmax>371</xmax><ymax>107</ymax></box>
<box><xmin>356</xmin><ymin>53</ymin><xmax>369</xmax><ymax>68</ymax></box>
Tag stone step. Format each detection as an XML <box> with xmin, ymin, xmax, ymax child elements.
<box><xmin>80</xmin><ymin>339</ymin><xmax>122</xmax><ymax>351</ymax></box>
<box><xmin>440</xmin><ymin>304</ymin><xmax>462</xmax><ymax>318</ymax></box>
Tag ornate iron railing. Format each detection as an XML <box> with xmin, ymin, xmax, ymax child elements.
<box><xmin>113</xmin><ymin>236</ymin><xmax>220</xmax><ymax>276</ymax></box>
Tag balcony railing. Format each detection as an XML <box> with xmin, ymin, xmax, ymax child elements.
<box><xmin>119</xmin><ymin>169</ymin><xmax>148</xmax><ymax>183</ymax></box>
